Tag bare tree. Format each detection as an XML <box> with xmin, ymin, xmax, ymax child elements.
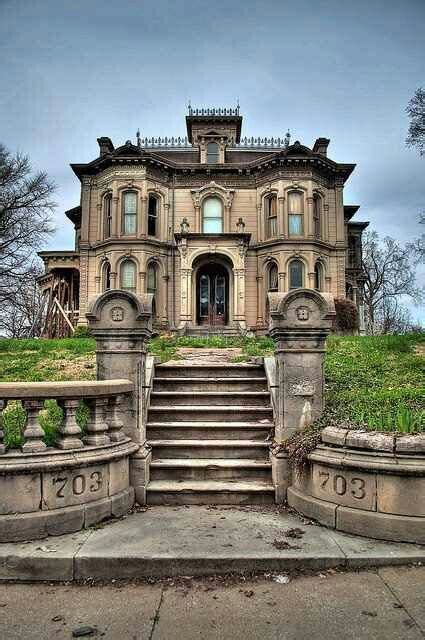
<box><xmin>406</xmin><ymin>87</ymin><xmax>425</xmax><ymax>156</ymax></box>
<box><xmin>0</xmin><ymin>143</ymin><xmax>55</xmax><ymax>311</ymax></box>
<box><xmin>362</xmin><ymin>231</ymin><xmax>424</xmax><ymax>334</ymax></box>
<box><xmin>0</xmin><ymin>264</ymin><xmax>45</xmax><ymax>338</ymax></box>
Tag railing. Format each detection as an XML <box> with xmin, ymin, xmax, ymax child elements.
<box><xmin>0</xmin><ymin>380</ymin><xmax>133</xmax><ymax>455</ymax></box>
<box><xmin>188</xmin><ymin>106</ymin><xmax>240</xmax><ymax>116</ymax></box>
<box><xmin>136</xmin><ymin>135</ymin><xmax>290</xmax><ymax>150</ymax></box>
<box><xmin>138</xmin><ymin>136</ymin><xmax>192</xmax><ymax>148</ymax></box>
<box><xmin>233</xmin><ymin>136</ymin><xmax>290</xmax><ymax>149</ymax></box>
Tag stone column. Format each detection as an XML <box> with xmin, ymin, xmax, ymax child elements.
<box><xmin>86</xmin><ymin>290</ymin><xmax>153</xmax><ymax>505</ymax></box>
<box><xmin>267</xmin><ymin>289</ymin><xmax>335</xmax><ymax>501</ymax></box>
<box><xmin>112</xmin><ymin>196</ymin><xmax>119</xmax><ymax>238</ymax></box>
<box><xmin>256</xmin><ymin>275</ymin><xmax>264</xmax><ymax>328</ymax></box>
<box><xmin>140</xmin><ymin>196</ymin><xmax>147</xmax><ymax>238</ymax></box>
<box><xmin>180</xmin><ymin>268</ymin><xmax>193</xmax><ymax>326</ymax></box>
<box><xmin>278</xmin><ymin>196</ymin><xmax>285</xmax><ymax>238</ymax></box>
<box><xmin>307</xmin><ymin>196</ymin><xmax>314</xmax><ymax>238</ymax></box>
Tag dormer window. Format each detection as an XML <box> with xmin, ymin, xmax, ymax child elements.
<box><xmin>207</xmin><ymin>142</ymin><xmax>219</xmax><ymax>164</ymax></box>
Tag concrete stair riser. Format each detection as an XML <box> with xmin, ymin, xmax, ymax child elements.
<box><xmin>147</xmin><ymin>490</ymin><xmax>275</xmax><ymax>505</ymax></box>
<box><xmin>147</xmin><ymin>423</ymin><xmax>271</xmax><ymax>440</ymax></box>
<box><xmin>149</xmin><ymin>441</ymin><xmax>270</xmax><ymax>460</ymax></box>
<box><xmin>150</xmin><ymin>392</ymin><xmax>271</xmax><ymax>407</ymax></box>
<box><xmin>155</xmin><ymin>365</ymin><xmax>265</xmax><ymax>379</ymax></box>
<box><xmin>153</xmin><ymin>378</ymin><xmax>268</xmax><ymax>392</ymax></box>
<box><xmin>150</xmin><ymin>462</ymin><xmax>272</xmax><ymax>481</ymax></box>
<box><xmin>148</xmin><ymin>407</ymin><xmax>273</xmax><ymax>422</ymax></box>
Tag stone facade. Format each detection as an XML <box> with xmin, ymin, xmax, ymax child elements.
<box><xmin>38</xmin><ymin>106</ymin><xmax>368</xmax><ymax>336</ymax></box>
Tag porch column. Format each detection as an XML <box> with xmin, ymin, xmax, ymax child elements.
<box><xmin>233</xmin><ymin>268</ymin><xmax>246</xmax><ymax>327</ymax></box>
<box><xmin>256</xmin><ymin>275</ymin><xmax>264</xmax><ymax>327</ymax></box>
<box><xmin>180</xmin><ymin>268</ymin><xmax>193</xmax><ymax>326</ymax></box>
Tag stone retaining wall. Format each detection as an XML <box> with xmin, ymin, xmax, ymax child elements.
<box><xmin>288</xmin><ymin>427</ymin><xmax>425</xmax><ymax>544</ymax></box>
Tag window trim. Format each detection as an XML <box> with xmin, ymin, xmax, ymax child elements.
<box><xmin>288</xmin><ymin>259</ymin><xmax>304</xmax><ymax>290</ymax></box>
<box><xmin>121</xmin><ymin>190</ymin><xmax>138</xmax><ymax>236</ymax></box>
<box><xmin>202</xmin><ymin>196</ymin><xmax>224</xmax><ymax>234</ymax></box>
<box><xmin>120</xmin><ymin>259</ymin><xmax>137</xmax><ymax>292</ymax></box>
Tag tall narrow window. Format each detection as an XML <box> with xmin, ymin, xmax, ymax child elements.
<box><xmin>120</xmin><ymin>260</ymin><xmax>136</xmax><ymax>292</ymax></box>
<box><xmin>102</xmin><ymin>262</ymin><xmax>111</xmax><ymax>291</ymax></box>
<box><xmin>148</xmin><ymin>195</ymin><xmax>158</xmax><ymax>237</ymax></box>
<box><xmin>147</xmin><ymin>263</ymin><xmax>157</xmax><ymax>318</ymax></box>
<box><xmin>103</xmin><ymin>194</ymin><xmax>112</xmax><ymax>239</ymax></box>
<box><xmin>265</xmin><ymin>195</ymin><xmax>277</xmax><ymax>238</ymax></box>
<box><xmin>202</xmin><ymin>197</ymin><xmax>223</xmax><ymax>233</ymax></box>
<box><xmin>289</xmin><ymin>260</ymin><xmax>304</xmax><ymax>289</ymax></box>
<box><xmin>314</xmin><ymin>262</ymin><xmax>323</xmax><ymax>291</ymax></box>
<box><xmin>207</xmin><ymin>142</ymin><xmax>219</xmax><ymax>164</ymax></box>
<box><xmin>313</xmin><ymin>194</ymin><xmax>322</xmax><ymax>239</ymax></box>
<box><xmin>288</xmin><ymin>192</ymin><xmax>304</xmax><ymax>236</ymax></box>
<box><xmin>268</xmin><ymin>263</ymin><xmax>278</xmax><ymax>292</ymax></box>
<box><xmin>122</xmin><ymin>192</ymin><xmax>137</xmax><ymax>235</ymax></box>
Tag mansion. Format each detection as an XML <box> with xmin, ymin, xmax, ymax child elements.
<box><xmin>39</xmin><ymin>106</ymin><xmax>368</xmax><ymax>336</ymax></box>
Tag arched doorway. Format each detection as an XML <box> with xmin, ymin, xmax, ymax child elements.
<box><xmin>196</xmin><ymin>263</ymin><xmax>229</xmax><ymax>326</ymax></box>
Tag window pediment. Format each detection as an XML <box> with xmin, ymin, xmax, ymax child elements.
<box><xmin>190</xmin><ymin>181</ymin><xmax>235</xmax><ymax>209</ymax></box>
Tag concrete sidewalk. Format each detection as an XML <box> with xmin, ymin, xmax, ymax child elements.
<box><xmin>0</xmin><ymin>505</ymin><xmax>424</xmax><ymax>582</ymax></box>
<box><xmin>1</xmin><ymin>566</ymin><xmax>424</xmax><ymax>639</ymax></box>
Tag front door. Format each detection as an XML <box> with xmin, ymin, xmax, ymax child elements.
<box><xmin>197</xmin><ymin>264</ymin><xmax>228</xmax><ymax>326</ymax></box>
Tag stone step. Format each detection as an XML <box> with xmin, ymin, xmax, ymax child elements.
<box><xmin>148</xmin><ymin>439</ymin><xmax>270</xmax><ymax>459</ymax></box>
<box><xmin>149</xmin><ymin>391</ymin><xmax>271</xmax><ymax>407</ymax></box>
<box><xmin>146</xmin><ymin>480</ymin><xmax>275</xmax><ymax>505</ymax></box>
<box><xmin>146</xmin><ymin>421</ymin><xmax>272</xmax><ymax>441</ymax></box>
<box><xmin>153</xmin><ymin>377</ymin><xmax>268</xmax><ymax>392</ymax></box>
<box><xmin>150</xmin><ymin>458</ymin><xmax>272</xmax><ymax>481</ymax></box>
<box><xmin>148</xmin><ymin>406</ymin><xmax>273</xmax><ymax>423</ymax></box>
<box><xmin>155</xmin><ymin>364</ymin><xmax>264</xmax><ymax>379</ymax></box>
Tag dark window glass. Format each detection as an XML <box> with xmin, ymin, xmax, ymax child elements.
<box><xmin>148</xmin><ymin>195</ymin><xmax>158</xmax><ymax>236</ymax></box>
<box><xmin>207</xmin><ymin>142</ymin><xmax>219</xmax><ymax>164</ymax></box>
<box><xmin>265</xmin><ymin>195</ymin><xmax>277</xmax><ymax>238</ymax></box>
<box><xmin>103</xmin><ymin>263</ymin><xmax>111</xmax><ymax>291</ymax></box>
<box><xmin>313</xmin><ymin>195</ymin><xmax>321</xmax><ymax>238</ymax></box>
<box><xmin>268</xmin><ymin>264</ymin><xmax>278</xmax><ymax>291</ymax></box>
<box><xmin>289</xmin><ymin>260</ymin><xmax>304</xmax><ymax>289</ymax></box>
<box><xmin>314</xmin><ymin>262</ymin><xmax>323</xmax><ymax>291</ymax></box>
<box><xmin>104</xmin><ymin>195</ymin><xmax>112</xmax><ymax>239</ymax></box>
<box><xmin>120</xmin><ymin>260</ymin><xmax>136</xmax><ymax>291</ymax></box>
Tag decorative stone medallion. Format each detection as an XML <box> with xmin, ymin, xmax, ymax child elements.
<box><xmin>110</xmin><ymin>306</ymin><xmax>125</xmax><ymax>322</ymax></box>
<box><xmin>296</xmin><ymin>306</ymin><xmax>310</xmax><ymax>321</ymax></box>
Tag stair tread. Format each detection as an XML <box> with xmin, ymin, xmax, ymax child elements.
<box><xmin>147</xmin><ymin>421</ymin><xmax>273</xmax><ymax>428</ymax></box>
<box><xmin>147</xmin><ymin>480</ymin><xmax>274</xmax><ymax>492</ymax></box>
<box><xmin>155</xmin><ymin>364</ymin><xmax>263</xmax><ymax>369</ymax></box>
<box><xmin>148</xmin><ymin>439</ymin><xmax>270</xmax><ymax>447</ymax></box>
<box><xmin>151</xmin><ymin>458</ymin><xmax>271</xmax><ymax>468</ymax></box>
<box><xmin>151</xmin><ymin>391</ymin><xmax>270</xmax><ymax>396</ymax></box>
<box><xmin>154</xmin><ymin>377</ymin><xmax>267</xmax><ymax>382</ymax></box>
<box><xmin>149</xmin><ymin>406</ymin><xmax>272</xmax><ymax>411</ymax></box>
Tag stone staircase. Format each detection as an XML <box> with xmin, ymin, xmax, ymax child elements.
<box><xmin>146</xmin><ymin>363</ymin><xmax>275</xmax><ymax>504</ymax></box>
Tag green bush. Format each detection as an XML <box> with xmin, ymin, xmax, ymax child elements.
<box><xmin>334</xmin><ymin>297</ymin><xmax>359</xmax><ymax>333</ymax></box>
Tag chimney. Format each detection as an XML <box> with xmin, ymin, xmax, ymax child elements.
<box><xmin>97</xmin><ymin>137</ymin><xmax>114</xmax><ymax>157</ymax></box>
<box><xmin>312</xmin><ymin>138</ymin><xmax>330</xmax><ymax>156</ymax></box>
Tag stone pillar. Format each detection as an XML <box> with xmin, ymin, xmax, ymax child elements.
<box><xmin>278</xmin><ymin>196</ymin><xmax>285</xmax><ymax>238</ymax></box>
<box><xmin>267</xmin><ymin>289</ymin><xmax>335</xmax><ymax>502</ymax></box>
<box><xmin>307</xmin><ymin>197</ymin><xmax>314</xmax><ymax>238</ymax></box>
<box><xmin>86</xmin><ymin>290</ymin><xmax>153</xmax><ymax>504</ymax></box>
<box><xmin>112</xmin><ymin>196</ymin><xmax>119</xmax><ymax>238</ymax></box>
<box><xmin>140</xmin><ymin>196</ymin><xmax>147</xmax><ymax>238</ymax></box>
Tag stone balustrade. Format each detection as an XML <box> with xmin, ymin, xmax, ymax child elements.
<box><xmin>0</xmin><ymin>380</ymin><xmax>133</xmax><ymax>454</ymax></box>
<box><xmin>0</xmin><ymin>379</ymin><xmax>139</xmax><ymax>542</ymax></box>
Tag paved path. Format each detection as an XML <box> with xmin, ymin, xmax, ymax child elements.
<box><xmin>1</xmin><ymin>506</ymin><xmax>424</xmax><ymax>581</ymax></box>
<box><xmin>1</xmin><ymin>566</ymin><xmax>424</xmax><ymax>639</ymax></box>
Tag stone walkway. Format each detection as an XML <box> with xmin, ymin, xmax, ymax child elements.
<box><xmin>1</xmin><ymin>566</ymin><xmax>424</xmax><ymax>639</ymax></box>
<box><xmin>1</xmin><ymin>505</ymin><xmax>424</xmax><ymax>582</ymax></box>
<box><xmin>167</xmin><ymin>347</ymin><xmax>244</xmax><ymax>365</ymax></box>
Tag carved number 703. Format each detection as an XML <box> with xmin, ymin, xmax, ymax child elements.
<box><xmin>318</xmin><ymin>471</ymin><xmax>366</xmax><ymax>500</ymax></box>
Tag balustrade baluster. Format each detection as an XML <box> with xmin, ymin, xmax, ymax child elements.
<box><xmin>0</xmin><ymin>399</ymin><xmax>5</xmax><ymax>454</ymax></box>
<box><xmin>22</xmin><ymin>399</ymin><xmax>46</xmax><ymax>453</ymax></box>
<box><xmin>107</xmin><ymin>394</ymin><xmax>126</xmax><ymax>442</ymax></box>
<box><xmin>85</xmin><ymin>397</ymin><xmax>111</xmax><ymax>446</ymax></box>
<box><xmin>57</xmin><ymin>398</ymin><xmax>84</xmax><ymax>449</ymax></box>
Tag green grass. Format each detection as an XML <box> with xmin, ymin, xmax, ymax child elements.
<box><xmin>0</xmin><ymin>333</ymin><xmax>424</xmax><ymax>443</ymax></box>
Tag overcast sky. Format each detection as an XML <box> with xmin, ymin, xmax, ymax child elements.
<box><xmin>0</xmin><ymin>0</ymin><xmax>424</xmax><ymax>318</ymax></box>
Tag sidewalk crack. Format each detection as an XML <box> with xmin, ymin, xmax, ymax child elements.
<box><xmin>378</xmin><ymin>570</ymin><xmax>425</xmax><ymax>637</ymax></box>
<box><xmin>149</xmin><ymin>585</ymin><xmax>164</xmax><ymax>640</ymax></box>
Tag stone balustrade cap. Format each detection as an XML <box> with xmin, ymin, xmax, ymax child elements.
<box><xmin>86</xmin><ymin>290</ymin><xmax>153</xmax><ymax>332</ymax></box>
<box><xmin>0</xmin><ymin>379</ymin><xmax>133</xmax><ymax>400</ymax></box>
<box><xmin>268</xmin><ymin>289</ymin><xmax>335</xmax><ymax>332</ymax></box>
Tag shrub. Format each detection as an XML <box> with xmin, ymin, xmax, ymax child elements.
<box><xmin>334</xmin><ymin>297</ymin><xmax>359</xmax><ymax>334</ymax></box>
<box><xmin>73</xmin><ymin>326</ymin><xmax>91</xmax><ymax>338</ymax></box>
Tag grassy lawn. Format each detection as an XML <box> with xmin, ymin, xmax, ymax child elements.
<box><xmin>0</xmin><ymin>333</ymin><xmax>424</xmax><ymax>445</ymax></box>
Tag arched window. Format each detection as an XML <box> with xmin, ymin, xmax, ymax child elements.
<box><xmin>265</xmin><ymin>195</ymin><xmax>277</xmax><ymax>238</ymax></box>
<box><xmin>313</xmin><ymin>194</ymin><xmax>322</xmax><ymax>239</ymax></box>
<box><xmin>314</xmin><ymin>261</ymin><xmax>323</xmax><ymax>291</ymax></box>
<box><xmin>148</xmin><ymin>195</ymin><xmax>158</xmax><ymax>237</ymax></box>
<box><xmin>202</xmin><ymin>197</ymin><xmax>223</xmax><ymax>233</ymax></box>
<box><xmin>102</xmin><ymin>262</ymin><xmax>111</xmax><ymax>291</ymax></box>
<box><xmin>289</xmin><ymin>259</ymin><xmax>304</xmax><ymax>289</ymax></box>
<box><xmin>103</xmin><ymin>193</ymin><xmax>112</xmax><ymax>239</ymax></box>
<box><xmin>207</xmin><ymin>142</ymin><xmax>219</xmax><ymax>164</ymax></box>
<box><xmin>268</xmin><ymin>263</ymin><xmax>278</xmax><ymax>292</ymax></box>
<box><xmin>147</xmin><ymin>263</ymin><xmax>157</xmax><ymax>318</ymax></box>
<box><xmin>120</xmin><ymin>260</ymin><xmax>136</xmax><ymax>292</ymax></box>
<box><xmin>288</xmin><ymin>191</ymin><xmax>304</xmax><ymax>236</ymax></box>
<box><xmin>122</xmin><ymin>192</ymin><xmax>137</xmax><ymax>235</ymax></box>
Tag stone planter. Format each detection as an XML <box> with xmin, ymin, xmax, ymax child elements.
<box><xmin>0</xmin><ymin>380</ymin><xmax>138</xmax><ymax>542</ymax></box>
<box><xmin>288</xmin><ymin>427</ymin><xmax>425</xmax><ymax>544</ymax></box>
